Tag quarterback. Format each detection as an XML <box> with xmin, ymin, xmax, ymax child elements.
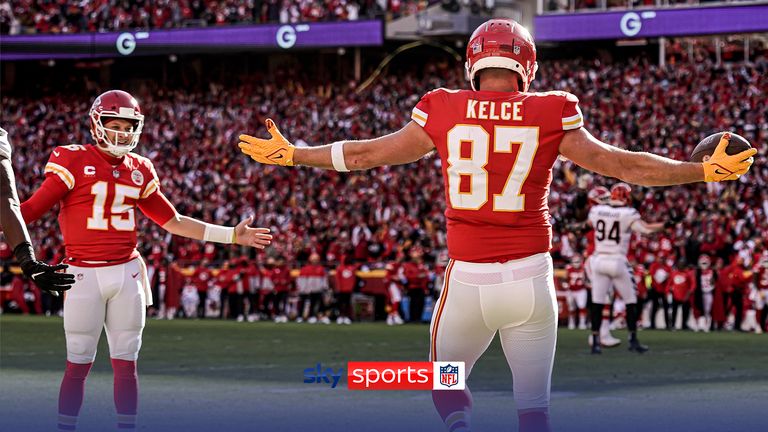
<box><xmin>20</xmin><ymin>90</ymin><xmax>272</xmax><ymax>431</ymax></box>
<box><xmin>238</xmin><ymin>19</ymin><xmax>756</xmax><ymax>432</ymax></box>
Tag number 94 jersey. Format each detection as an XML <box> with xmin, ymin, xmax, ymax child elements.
<box><xmin>411</xmin><ymin>88</ymin><xmax>584</xmax><ymax>263</ymax></box>
<box><xmin>44</xmin><ymin>144</ymin><xmax>160</xmax><ymax>264</ymax></box>
<box><xmin>587</xmin><ymin>204</ymin><xmax>640</xmax><ymax>256</ymax></box>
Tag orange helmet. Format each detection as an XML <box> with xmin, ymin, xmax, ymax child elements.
<box><xmin>465</xmin><ymin>18</ymin><xmax>537</xmax><ymax>91</ymax></box>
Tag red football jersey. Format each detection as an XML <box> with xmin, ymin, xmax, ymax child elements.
<box><xmin>564</xmin><ymin>264</ymin><xmax>586</xmax><ymax>291</ymax></box>
<box><xmin>43</xmin><ymin>144</ymin><xmax>161</xmax><ymax>264</ymax></box>
<box><xmin>402</xmin><ymin>262</ymin><xmax>430</xmax><ymax>291</ymax></box>
<box><xmin>757</xmin><ymin>268</ymin><xmax>768</xmax><ymax>290</ymax></box>
<box><xmin>412</xmin><ymin>88</ymin><xmax>583</xmax><ymax>262</ymax></box>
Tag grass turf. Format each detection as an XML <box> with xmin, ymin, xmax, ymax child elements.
<box><xmin>1</xmin><ymin>315</ymin><xmax>766</xmax><ymax>432</ymax></box>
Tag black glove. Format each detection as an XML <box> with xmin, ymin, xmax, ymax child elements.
<box><xmin>664</xmin><ymin>208</ymin><xmax>684</xmax><ymax>229</ymax></box>
<box><xmin>14</xmin><ymin>242</ymin><xmax>75</xmax><ymax>296</ymax></box>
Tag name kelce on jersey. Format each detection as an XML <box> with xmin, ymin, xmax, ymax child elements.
<box><xmin>465</xmin><ymin>100</ymin><xmax>524</xmax><ymax>121</ymax></box>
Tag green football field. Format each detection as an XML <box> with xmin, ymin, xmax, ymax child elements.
<box><xmin>1</xmin><ymin>315</ymin><xmax>766</xmax><ymax>432</ymax></box>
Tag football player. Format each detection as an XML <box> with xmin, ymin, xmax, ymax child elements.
<box><xmin>563</xmin><ymin>255</ymin><xmax>588</xmax><ymax>330</ymax></box>
<box><xmin>583</xmin><ymin>185</ymin><xmax>622</xmax><ymax>348</ymax></box>
<box><xmin>693</xmin><ymin>254</ymin><xmax>716</xmax><ymax>332</ymax></box>
<box><xmin>0</xmin><ymin>127</ymin><xmax>75</xmax><ymax>296</ymax></box>
<box><xmin>237</xmin><ymin>19</ymin><xmax>756</xmax><ymax>432</ymax></box>
<box><xmin>588</xmin><ymin>183</ymin><xmax>665</xmax><ymax>353</ymax></box>
<box><xmin>19</xmin><ymin>90</ymin><xmax>272</xmax><ymax>432</ymax></box>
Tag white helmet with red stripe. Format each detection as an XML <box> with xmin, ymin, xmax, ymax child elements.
<box><xmin>465</xmin><ymin>18</ymin><xmax>538</xmax><ymax>91</ymax></box>
<box><xmin>89</xmin><ymin>90</ymin><xmax>144</xmax><ymax>157</ymax></box>
<box><xmin>588</xmin><ymin>186</ymin><xmax>610</xmax><ymax>205</ymax></box>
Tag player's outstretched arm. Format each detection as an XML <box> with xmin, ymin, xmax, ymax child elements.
<box><xmin>138</xmin><ymin>190</ymin><xmax>272</xmax><ymax>249</ymax></box>
<box><xmin>162</xmin><ymin>214</ymin><xmax>272</xmax><ymax>249</ymax></box>
<box><xmin>559</xmin><ymin>128</ymin><xmax>756</xmax><ymax>186</ymax></box>
<box><xmin>1</xmin><ymin>130</ymin><xmax>75</xmax><ymax>295</ymax></box>
<box><xmin>238</xmin><ymin>119</ymin><xmax>435</xmax><ymax>171</ymax></box>
<box><xmin>630</xmin><ymin>220</ymin><xmax>665</xmax><ymax>235</ymax></box>
<box><xmin>0</xmin><ymin>156</ymin><xmax>31</xmax><ymax>249</ymax></box>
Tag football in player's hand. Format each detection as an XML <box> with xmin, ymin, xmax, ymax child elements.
<box><xmin>690</xmin><ymin>131</ymin><xmax>752</xmax><ymax>162</ymax></box>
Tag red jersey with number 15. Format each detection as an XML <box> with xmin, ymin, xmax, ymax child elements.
<box><xmin>411</xmin><ymin>88</ymin><xmax>584</xmax><ymax>263</ymax></box>
<box><xmin>42</xmin><ymin>144</ymin><xmax>161</xmax><ymax>264</ymax></box>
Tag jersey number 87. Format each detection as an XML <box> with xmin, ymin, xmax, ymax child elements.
<box><xmin>446</xmin><ymin>125</ymin><xmax>538</xmax><ymax>212</ymax></box>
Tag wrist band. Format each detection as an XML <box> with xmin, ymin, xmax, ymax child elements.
<box><xmin>331</xmin><ymin>141</ymin><xmax>349</xmax><ymax>172</ymax></box>
<box><xmin>203</xmin><ymin>224</ymin><xmax>235</xmax><ymax>244</ymax></box>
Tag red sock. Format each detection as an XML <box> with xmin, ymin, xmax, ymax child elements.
<box><xmin>58</xmin><ymin>361</ymin><xmax>93</xmax><ymax>431</ymax></box>
<box><xmin>111</xmin><ymin>359</ymin><xmax>138</xmax><ymax>430</ymax></box>
<box><xmin>432</xmin><ymin>388</ymin><xmax>472</xmax><ymax>431</ymax></box>
<box><xmin>519</xmin><ymin>409</ymin><xmax>551</xmax><ymax>432</ymax></box>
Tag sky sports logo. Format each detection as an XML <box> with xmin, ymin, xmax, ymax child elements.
<box><xmin>304</xmin><ymin>362</ymin><xmax>465</xmax><ymax>390</ymax></box>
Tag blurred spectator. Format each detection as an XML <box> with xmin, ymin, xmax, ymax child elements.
<box><xmin>296</xmin><ymin>253</ymin><xmax>329</xmax><ymax>323</ymax></box>
<box><xmin>1</xmin><ymin>51</ymin><xmax>766</xmax><ymax>330</ymax></box>
<box><xmin>334</xmin><ymin>255</ymin><xmax>357</xmax><ymax>324</ymax></box>
<box><xmin>2</xmin><ymin>0</ymin><xmax>436</xmax><ymax>34</ymax></box>
<box><xmin>402</xmin><ymin>246</ymin><xmax>431</xmax><ymax>323</ymax></box>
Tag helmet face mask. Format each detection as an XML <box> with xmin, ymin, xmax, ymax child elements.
<box><xmin>465</xmin><ymin>19</ymin><xmax>538</xmax><ymax>92</ymax></box>
<box><xmin>89</xmin><ymin>90</ymin><xmax>144</xmax><ymax>157</ymax></box>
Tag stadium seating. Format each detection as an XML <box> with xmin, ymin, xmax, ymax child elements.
<box><xmin>1</xmin><ymin>51</ymin><xmax>766</xmax><ymax>325</ymax></box>
<box><xmin>0</xmin><ymin>0</ymin><xmax>436</xmax><ymax>34</ymax></box>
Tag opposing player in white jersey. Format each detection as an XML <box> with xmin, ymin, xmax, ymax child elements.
<box><xmin>584</xmin><ymin>185</ymin><xmax>622</xmax><ymax>348</ymax></box>
<box><xmin>587</xmin><ymin>183</ymin><xmax>664</xmax><ymax>353</ymax></box>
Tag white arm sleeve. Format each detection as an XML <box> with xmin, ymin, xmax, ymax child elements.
<box><xmin>630</xmin><ymin>220</ymin><xmax>656</xmax><ymax>235</ymax></box>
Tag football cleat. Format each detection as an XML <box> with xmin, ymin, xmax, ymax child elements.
<box><xmin>587</xmin><ymin>333</ymin><xmax>621</xmax><ymax>347</ymax></box>
<box><xmin>590</xmin><ymin>335</ymin><xmax>602</xmax><ymax>355</ymax></box>
<box><xmin>628</xmin><ymin>340</ymin><xmax>649</xmax><ymax>354</ymax></box>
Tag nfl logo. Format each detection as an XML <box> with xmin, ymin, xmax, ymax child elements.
<box><xmin>513</xmin><ymin>45</ymin><xmax>521</xmax><ymax>55</ymax></box>
<box><xmin>439</xmin><ymin>364</ymin><xmax>459</xmax><ymax>387</ymax></box>
<box><xmin>471</xmin><ymin>41</ymin><xmax>482</xmax><ymax>54</ymax></box>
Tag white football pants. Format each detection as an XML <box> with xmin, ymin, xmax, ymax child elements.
<box><xmin>63</xmin><ymin>257</ymin><xmax>150</xmax><ymax>364</ymax></box>
<box><xmin>589</xmin><ymin>254</ymin><xmax>637</xmax><ymax>304</ymax></box>
<box><xmin>429</xmin><ymin>252</ymin><xmax>557</xmax><ymax>411</ymax></box>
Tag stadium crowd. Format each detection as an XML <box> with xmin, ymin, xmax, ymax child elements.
<box><xmin>1</xmin><ymin>48</ymin><xmax>767</xmax><ymax>331</ymax></box>
<box><xmin>0</xmin><ymin>0</ymin><xmax>436</xmax><ymax>34</ymax></box>
<box><xmin>544</xmin><ymin>0</ymin><xmax>753</xmax><ymax>13</ymax></box>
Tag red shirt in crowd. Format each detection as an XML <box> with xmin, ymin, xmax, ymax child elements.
<box><xmin>335</xmin><ymin>263</ymin><xmax>358</xmax><ymax>294</ymax></box>
<box><xmin>634</xmin><ymin>264</ymin><xmax>647</xmax><ymax>299</ymax></box>
<box><xmin>271</xmin><ymin>264</ymin><xmax>292</xmax><ymax>293</ymax></box>
<box><xmin>669</xmin><ymin>269</ymin><xmax>693</xmax><ymax>302</ymax></box>
<box><xmin>649</xmin><ymin>261</ymin><xmax>672</xmax><ymax>294</ymax></box>
<box><xmin>402</xmin><ymin>261</ymin><xmax>430</xmax><ymax>292</ymax></box>
<box><xmin>724</xmin><ymin>263</ymin><xmax>753</xmax><ymax>293</ymax></box>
